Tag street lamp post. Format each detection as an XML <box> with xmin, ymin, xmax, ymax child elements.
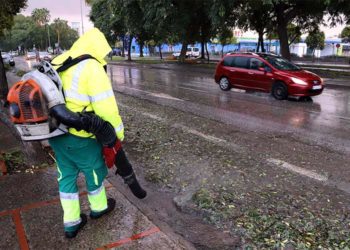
<box><xmin>47</xmin><ymin>24</ymin><xmax>51</xmax><ymax>51</ymax></box>
<box><xmin>80</xmin><ymin>0</ymin><xmax>85</xmax><ymax>35</ymax></box>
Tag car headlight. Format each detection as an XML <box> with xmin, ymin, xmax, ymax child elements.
<box><xmin>291</xmin><ymin>77</ymin><xmax>308</xmax><ymax>86</ymax></box>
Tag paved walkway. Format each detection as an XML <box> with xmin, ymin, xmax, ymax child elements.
<box><xmin>0</xmin><ymin>166</ymin><xmax>191</xmax><ymax>249</ymax></box>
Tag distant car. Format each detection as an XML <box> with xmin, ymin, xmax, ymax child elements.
<box><xmin>39</xmin><ymin>52</ymin><xmax>52</xmax><ymax>61</ymax></box>
<box><xmin>1</xmin><ymin>52</ymin><xmax>15</xmax><ymax>66</ymax></box>
<box><xmin>25</xmin><ymin>52</ymin><xmax>36</xmax><ymax>60</ymax></box>
<box><xmin>9</xmin><ymin>51</ymin><xmax>18</xmax><ymax>57</ymax></box>
<box><xmin>173</xmin><ymin>47</ymin><xmax>200</xmax><ymax>58</ymax></box>
<box><xmin>112</xmin><ymin>48</ymin><xmax>122</xmax><ymax>56</ymax></box>
<box><xmin>214</xmin><ymin>52</ymin><xmax>324</xmax><ymax>100</ymax></box>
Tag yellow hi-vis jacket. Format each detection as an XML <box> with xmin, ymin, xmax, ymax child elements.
<box><xmin>51</xmin><ymin>28</ymin><xmax>124</xmax><ymax>141</ymax></box>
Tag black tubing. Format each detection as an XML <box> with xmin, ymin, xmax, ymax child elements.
<box><xmin>50</xmin><ymin>104</ymin><xmax>116</xmax><ymax>147</ymax></box>
<box><xmin>50</xmin><ymin>104</ymin><xmax>85</xmax><ymax>130</ymax></box>
<box><xmin>115</xmin><ymin>149</ymin><xmax>147</xmax><ymax>199</ymax></box>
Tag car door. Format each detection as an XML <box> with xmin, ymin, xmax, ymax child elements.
<box><xmin>230</xmin><ymin>56</ymin><xmax>251</xmax><ymax>89</ymax></box>
<box><xmin>246</xmin><ymin>57</ymin><xmax>274</xmax><ymax>91</ymax></box>
<box><xmin>221</xmin><ymin>56</ymin><xmax>238</xmax><ymax>86</ymax></box>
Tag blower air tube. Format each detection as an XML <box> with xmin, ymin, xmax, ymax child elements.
<box><xmin>50</xmin><ymin>104</ymin><xmax>117</xmax><ymax>147</ymax></box>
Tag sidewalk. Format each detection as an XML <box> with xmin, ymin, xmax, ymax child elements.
<box><xmin>0</xmin><ymin>167</ymin><xmax>189</xmax><ymax>249</ymax></box>
<box><xmin>0</xmin><ymin>74</ymin><xmax>193</xmax><ymax>250</ymax></box>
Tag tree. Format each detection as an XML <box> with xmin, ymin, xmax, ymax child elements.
<box><xmin>51</xmin><ymin>18</ymin><xmax>66</xmax><ymax>49</ymax></box>
<box><xmin>270</xmin><ymin>0</ymin><xmax>327</xmax><ymax>60</ymax></box>
<box><xmin>218</xmin><ymin>28</ymin><xmax>236</xmax><ymax>57</ymax></box>
<box><xmin>31</xmin><ymin>8</ymin><xmax>51</xmax><ymax>50</ymax></box>
<box><xmin>305</xmin><ymin>28</ymin><xmax>325</xmax><ymax>60</ymax></box>
<box><xmin>90</xmin><ymin>0</ymin><xmax>130</xmax><ymax>58</ymax></box>
<box><xmin>340</xmin><ymin>26</ymin><xmax>350</xmax><ymax>42</ymax></box>
<box><xmin>49</xmin><ymin>19</ymin><xmax>78</xmax><ymax>50</ymax></box>
<box><xmin>328</xmin><ymin>0</ymin><xmax>350</xmax><ymax>24</ymax></box>
<box><xmin>0</xmin><ymin>0</ymin><xmax>27</xmax><ymax>102</ymax></box>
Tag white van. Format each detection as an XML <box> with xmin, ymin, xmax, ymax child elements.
<box><xmin>173</xmin><ymin>46</ymin><xmax>200</xmax><ymax>58</ymax></box>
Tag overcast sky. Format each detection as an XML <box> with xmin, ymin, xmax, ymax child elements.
<box><xmin>21</xmin><ymin>0</ymin><xmax>94</xmax><ymax>34</ymax></box>
<box><xmin>21</xmin><ymin>0</ymin><xmax>345</xmax><ymax>38</ymax></box>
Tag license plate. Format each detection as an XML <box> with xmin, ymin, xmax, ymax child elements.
<box><xmin>312</xmin><ymin>85</ymin><xmax>322</xmax><ymax>90</ymax></box>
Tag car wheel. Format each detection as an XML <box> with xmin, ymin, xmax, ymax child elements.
<box><xmin>272</xmin><ymin>82</ymin><xmax>288</xmax><ymax>100</ymax></box>
<box><xmin>219</xmin><ymin>77</ymin><xmax>231</xmax><ymax>91</ymax></box>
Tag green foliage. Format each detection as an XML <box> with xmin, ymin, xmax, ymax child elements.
<box><xmin>88</xmin><ymin>0</ymin><xmax>347</xmax><ymax>61</ymax></box>
<box><xmin>31</xmin><ymin>8</ymin><xmax>50</xmax><ymax>26</ymax></box>
<box><xmin>305</xmin><ymin>29</ymin><xmax>325</xmax><ymax>53</ymax></box>
<box><xmin>51</xmin><ymin>18</ymin><xmax>78</xmax><ymax>49</ymax></box>
<box><xmin>0</xmin><ymin>0</ymin><xmax>27</xmax><ymax>37</ymax></box>
<box><xmin>0</xmin><ymin>14</ymin><xmax>78</xmax><ymax>51</ymax></box>
<box><xmin>340</xmin><ymin>26</ymin><xmax>350</xmax><ymax>42</ymax></box>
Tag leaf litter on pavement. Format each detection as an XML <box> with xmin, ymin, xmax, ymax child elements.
<box><xmin>116</xmin><ymin>92</ymin><xmax>350</xmax><ymax>249</ymax></box>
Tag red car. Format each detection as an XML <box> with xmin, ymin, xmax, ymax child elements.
<box><xmin>214</xmin><ymin>52</ymin><xmax>324</xmax><ymax>100</ymax></box>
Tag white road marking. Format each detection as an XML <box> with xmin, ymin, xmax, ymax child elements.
<box><xmin>150</xmin><ymin>92</ymin><xmax>184</xmax><ymax>101</ymax></box>
<box><xmin>172</xmin><ymin>123</ymin><xmax>227</xmax><ymax>144</ymax></box>
<box><xmin>138</xmin><ymin>112</ymin><xmax>165</xmax><ymax>121</ymax></box>
<box><xmin>122</xmin><ymin>86</ymin><xmax>184</xmax><ymax>101</ymax></box>
<box><xmin>267</xmin><ymin>158</ymin><xmax>328</xmax><ymax>182</ymax></box>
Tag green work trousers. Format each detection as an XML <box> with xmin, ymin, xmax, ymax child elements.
<box><xmin>49</xmin><ymin>134</ymin><xmax>108</xmax><ymax>232</ymax></box>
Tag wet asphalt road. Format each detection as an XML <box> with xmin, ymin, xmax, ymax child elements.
<box><xmin>13</xmin><ymin>56</ymin><xmax>350</xmax><ymax>153</ymax></box>
<box><xmin>108</xmin><ymin>63</ymin><xmax>350</xmax><ymax>154</ymax></box>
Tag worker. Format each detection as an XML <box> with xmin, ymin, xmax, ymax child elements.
<box><xmin>49</xmin><ymin>28</ymin><xmax>146</xmax><ymax>238</ymax></box>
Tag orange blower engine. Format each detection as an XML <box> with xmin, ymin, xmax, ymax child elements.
<box><xmin>7</xmin><ymin>61</ymin><xmax>68</xmax><ymax>141</ymax></box>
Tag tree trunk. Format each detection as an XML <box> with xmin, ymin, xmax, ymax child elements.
<box><xmin>205</xmin><ymin>42</ymin><xmax>210</xmax><ymax>63</ymax></box>
<box><xmin>158</xmin><ymin>45</ymin><xmax>163</xmax><ymax>60</ymax></box>
<box><xmin>257</xmin><ymin>31</ymin><xmax>265</xmax><ymax>53</ymax></box>
<box><xmin>139</xmin><ymin>42</ymin><xmax>144</xmax><ymax>57</ymax></box>
<box><xmin>276</xmin><ymin>10</ymin><xmax>291</xmax><ymax>60</ymax></box>
<box><xmin>127</xmin><ymin>36</ymin><xmax>132</xmax><ymax>61</ymax></box>
<box><xmin>122</xmin><ymin>36</ymin><xmax>125</xmax><ymax>57</ymax></box>
<box><xmin>201</xmin><ymin>41</ymin><xmax>205</xmax><ymax>59</ymax></box>
<box><xmin>0</xmin><ymin>51</ymin><xmax>9</xmax><ymax>102</ymax></box>
<box><xmin>221</xmin><ymin>44</ymin><xmax>225</xmax><ymax>58</ymax></box>
<box><xmin>179</xmin><ymin>42</ymin><xmax>188</xmax><ymax>63</ymax></box>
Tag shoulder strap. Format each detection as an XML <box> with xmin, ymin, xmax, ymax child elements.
<box><xmin>55</xmin><ymin>54</ymin><xmax>98</xmax><ymax>73</ymax></box>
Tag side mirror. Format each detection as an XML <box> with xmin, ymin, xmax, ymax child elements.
<box><xmin>264</xmin><ymin>66</ymin><xmax>272</xmax><ymax>73</ymax></box>
<box><xmin>258</xmin><ymin>67</ymin><xmax>265</xmax><ymax>72</ymax></box>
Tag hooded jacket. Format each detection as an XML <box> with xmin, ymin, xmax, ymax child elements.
<box><xmin>51</xmin><ymin>28</ymin><xmax>124</xmax><ymax>141</ymax></box>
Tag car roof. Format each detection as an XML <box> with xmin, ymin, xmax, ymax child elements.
<box><xmin>225</xmin><ymin>52</ymin><xmax>279</xmax><ymax>58</ymax></box>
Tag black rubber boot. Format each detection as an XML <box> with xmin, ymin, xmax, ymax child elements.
<box><xmin>115</xmin><ymin>149</ymin><xmax>147</xmax><ymax>199</ymax></box>
<box><xmin>90</xmin><ymin>198</ymin><xmax>116</xmax><ymax>219</ymax></box>
<box><xmin>65</xmin><ymin>214</ymin><xmax>87</xmax><ymax>239</ymax></box>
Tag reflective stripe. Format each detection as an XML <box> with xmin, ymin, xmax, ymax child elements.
<box><xmin>71</xmin><ymin>60</ymin><xmax>89</xmax><ymax>92</ymax></box>
<box><xmin>88</xmin><ymin>186</ymin><xmax>107</xmax><ymax>212</ymax></box>
<box><xmin>64</xmin><ymin>90</ymin><xmax>90</xmax><ymax>102</ymax></box>
<box><xmin>88</xmin><ymin>185</ymin><xmax>104</xmax><ymax>196</ymax></box>
<box><xmin>64</xmin><ymin>218</ymin><xmax>82</xmax><ymax>227</ymax></box>
<box><xmin>115</xmin><ymin>123</ymin><xmax>124</xmax><ymax>133</ymax></box>
<box><xmin>57</xmin><ymin>165</ymin><xmax>62</xmax><ymax>182</ymax></box>
<box><xmin>65</xmin><ymin>89</ymin><xmax>114</xmax><ymax>103</ymax></box>
<box><xmin>60</xmin><ymin>192</ymin><xmax>79</xmax><ymax>200</ymax></box>
<box><xmin>93</xmin><ymin>170</ymin><xmax>99</xmax><ymax>186</ymax></box>
<box><xmin>90</xmin><ymin>90</ymin><xmax>114</xmax><ymax>102</ymax></box>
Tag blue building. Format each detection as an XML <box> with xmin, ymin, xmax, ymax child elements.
<box><xmin>126</xmin><ymin>37</ymin><xmax>281</xmax><ymax>56</ymax></box>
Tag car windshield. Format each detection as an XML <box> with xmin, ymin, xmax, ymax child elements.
<box><xmin>261</xmin><ymin>55</ymin><xmax>300</xmax><ymax>71</ymax></box>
